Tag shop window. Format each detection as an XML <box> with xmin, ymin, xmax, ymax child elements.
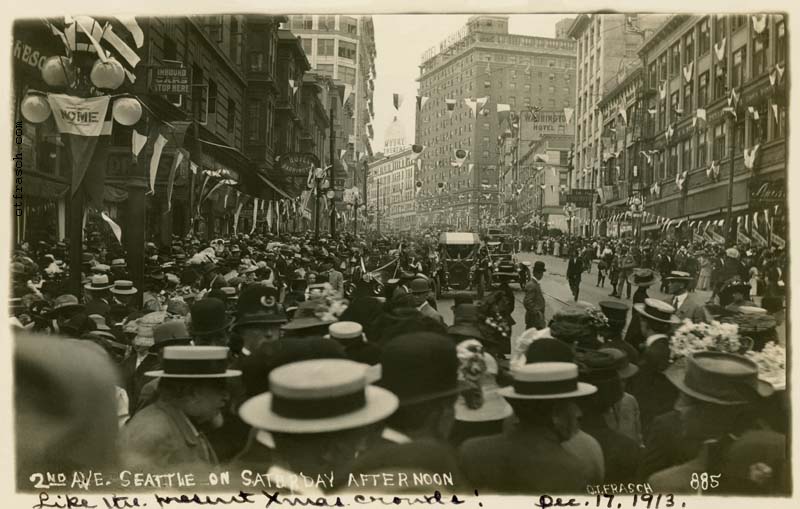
<box><xmin>697</xmin><ymin>71</ymin><xmax>709</xmax><ymax>108</ymax></box>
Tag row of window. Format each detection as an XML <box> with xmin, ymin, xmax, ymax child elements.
<box><xmin>596</xmin><ymin>103</ymin><xmax>785</xmax><ymax>188</ymax></box>
<box><xmin>289</xmin><ymin>15</ymin><xmax>358</xmax><ymax>35</ymax></box>
<box><xmin>647</xmin><ymin>15</ymin><xmax>785</xmax><ymax>90</ymax></box>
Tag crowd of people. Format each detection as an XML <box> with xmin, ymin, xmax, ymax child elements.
<box><xmin>11</xmin><ymin>227</ymin><xmax>789</xmax><ymax>496</ymax></box>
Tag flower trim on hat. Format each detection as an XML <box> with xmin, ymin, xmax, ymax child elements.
<box><xmin>456</xmin><ymin>340</ymin><xmax>488</xmax><ymax>410</ymax></box>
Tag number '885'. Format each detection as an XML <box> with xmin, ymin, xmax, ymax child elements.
<box><xmin>690</xmin><ymin>473</ymin><xmax>721</xmax><ymax>490</ymax></box>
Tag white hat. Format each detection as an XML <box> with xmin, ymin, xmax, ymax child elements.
<box><xmin>239</xmin><ymin>359</ymin><xmax>398</xmax><ymax>434</ymax></box>
<box><xmin>145</xmin><ymin>346</ymin><xmax>241</xmax><ymax>378</ymax></box>
<box><xmin>497</xmin><ymin>362</ymin><xmax>597</xmax><ymax>400</ymax></box>
<box><xmin>328</xmin><ymin>321</ymin><xmax>363</xmax><ymax>340</ymax></box>
<box><xmin>726</xmin><ymin>247</ymin><xmax>740</xmax><ymax>259</ymax></box>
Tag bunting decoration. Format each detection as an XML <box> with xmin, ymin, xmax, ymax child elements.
<box><xmin>743</xmin><ymin>144</ymin><xmax>760</xmax><ymax>170</ymax></box>
<box><xmin>446</xmin><ymin>98</ymin><xmax>456</xmax><ymax>117</ymax></box>
<box><xmin>658</xmin><ymin>81</ymin><xmax>667</xmax><ymax>100</ymax></box>
<box><xmin>148</xmin><ymin>133</ymin><xmax>168</xmax><ymax>195</ymax></box>
<box><xmin>417</xmin><ymin>95</ymin><xmax>430</xmax><ymax>111</ymax></box>
<box><xmin>748</xmin><ymin>106</ymin><xmax>760</xmax><ymax>121</ymax></box>
<box><xmin>752</xmin><ymin>15</ymin><xmax>767</xmax><ymax>34</ymax></box>
<box><xmin>647</xmin><ymin>108</ymin><xmax>657</xmax><ymax>116</ymax></box>
<box><xmin>189</xmin><ymin>161</ymin><xmax>198</xmax><ymax>174</ymax></box>
<box><xmin>393</xmin><ymin>93</ymin><xmax>403</xmax><ymax>110</ymax></box>
<box><xmin>250</xmin><ymin>198</ymin><xmax>259</xmax><ymax>234</ymax></box>
<box><xmin>132</xmin><ymin>129</ymin><xmax>147</xmax><ymax>160</ymax></box>
<box><xmin>464</xmin><ymin>98</ymin><xmax>478</xmax><ymax>117</ymax></box>
<box><xmin>682</xmin><ymin>61</ymin><xmax>694</xmax><ymax>83</ymax></box>
<box><xmin>707</xmin><ymin>160</ymin><xmax>721</xmax><ymax>181</ymax></box>
<box><xmin>714</xmin><ymin>38</ymin><xmax>726</xmax><ymax>62</ymax></box>
<box><xmin>497</xmin><ymin>103</ymin><xmax>511</xmax><ymax>126</ymax></box>
<box><xmin>476</xmin><ymin>96</ymin><xmax>489</xmax><ymax>115</ymax></box>
<box><xmin>618</xmin><ymin>105</ymin><xmax>627</xmax><ymax>125</ymax></box>
<box><xmin>676</xmin><ymin>170</ymin><xmax>688</xmax><ymax>191</ymax></box>
<box><xmin>665</xmin><ymin>124</ymin><xmax>675</xmax><ymax>143</ymax></box>
<box><xmin>164</xmin><ymin>148</ymin><xmax>185</xmax><ymax>213</ymax></box>
<box><xmin>693</xmin><ymin>108</ymin><xmax>707</xmax><ymax>127</ymax></box>
<box><xmin>100</xmin><ymin>211</ymin><xmax>122</xmax><ymax>243</ymax></box>
<box><xmin>564</xmin><ymin>107</ymin><xmax>574</xmax><ymax>124</ymax></box>
<box><xmin>289</xmin><ymin>79</ymin><xmax>298</xmax><ymax>95</ymax></box>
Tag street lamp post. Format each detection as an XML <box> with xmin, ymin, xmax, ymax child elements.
<box><xmin>329</xmin><ymin>103</ymin><xmax>336</xmax><ymax>238</ymax></box>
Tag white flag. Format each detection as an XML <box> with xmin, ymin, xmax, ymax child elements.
<box><xmin>564</xmin><ymin>107</ymin><xmax>575</xmax><ymax>124</ymax></box>
<box><xmin>148</xmin><ymin>134</ymin><xmax>167</xmax><ymax>194</ymax></box>
<box><xmin>251</xmin><ymin>198</ymin><xmax>259</xmax><ymax>234</ymax></box>
<box><xmin>100</xmin><ymin>211</ymin><xmax>122</xmax><ymax>243</ymax></box>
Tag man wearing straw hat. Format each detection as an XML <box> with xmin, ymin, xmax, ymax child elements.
<box><xmin>459</xmin><ymin>358</ymin><xmax>597</xmax><ymax>493</ymax></box>
<box><xmin>643</xmin><ymin>351</ymin><xmax>777</xmax><ymax>484</ymax></box>
<box><xmin>664</xmin><ymin>271</ymin><xmax>711</xmax><ymax>323</ymax></box>
<box><xmin>235</xmin><ymin>359</ymin><xmax>398</xmax><ymax>493</ymax></box>
<box><xmin>83</xmin><ymin>274</ymin><xmax>113</xmax><ymax>317</ymax></box>
<box><xmin>119</xmin><ymin>346</ymin><xmax>241</xmax><ymax>471</ymax></box>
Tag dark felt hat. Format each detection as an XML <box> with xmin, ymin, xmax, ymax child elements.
<box><xmin>188</xmin><ymin>298</ymin><xmax>233</xmax><ymax>336</ymax></box>
<box><xmin>379</xmin><ymin>332</ymin><xmax>461</xmax><ymax>406</ymax></box>
<box><xmin>234</xmin><ymin>285</ymin><xmax>288</xmax><ymax>327</ymax></box>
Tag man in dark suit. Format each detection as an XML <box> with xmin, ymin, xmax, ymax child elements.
<box><xmin>566</xmin><ymin>249</ymin><xmax>584</xmax><ymax>301</ymax></box>
<box><xmin>349</xmin><ymin>333</ymin><xmax>469</xmax><ymax>492</ymax></box>
<box><xmin>120</xmin><ymin>312</ymin><xmax>165</xmax><ymax>414</ymax></box>
<box><xmin>523</xmin><ymin>261</ymin><xmax>546</xmax><ymax>330</ymax></box>
<box><xmin>459</xmin><ymin>360</ymin><xmax>596</xmax><ymax>493</ymax></box>
<box><xmin>83</xmin><ymin>274</ymin><xmax>113</xmax><ymax>317</ymax></box>
<box><xmin>664</xmin><ymin>271</ymin><xmax>711</xmax><ymax>323</ymax></box>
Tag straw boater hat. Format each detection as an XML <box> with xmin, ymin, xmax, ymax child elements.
<box><xmin>627</xmin><ymin>268</ymin><xmax>659</xmax><ymax>287</ymax></box>
<box><xmin>498</xmin><ymin>362</ymin><xmax>597</xmax><ymax>400</ymax></box>
<box><xmin>664</xmin><ymin>271</ymin><xmax>694</xmax><ymax>283</ymax></box>
<box><xmin>145</xmin><ymin>346</ymin><xmax>241</xmax><ymax>378</ymax></box>
<box><xmin>238</xmin><ymin>359</ymin><xmax>398</xmax><ymax>434</ymax></box>
<box><xmin>665</xmin><ymin>351</ymin><xmax>774</xmax><ymax>405</ymax></box>
<box><xmin>110</xmin><ymin>280</ymin><xmax>137</xmax><ymax>295</ymax></box>
<box><xmin>634</xmin><ymin>298</ymin><xmax>681</xmax><ymax>325</ymax></box>
<box><xmin>84</xmin><ymin>274</ymin><xmax>113</xmax><ymax>291</ymax></box>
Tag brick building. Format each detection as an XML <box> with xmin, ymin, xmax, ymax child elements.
<box><xmin>286</xmin><ymin>15</ymin><xmax>377</xmax><ymax>189</ymax></box>
<box><xmin>633</xmin><ymin>14</ymin><xmax>786</xmax><ymax>242</ymax></box>
<box><xmin>415</xmin><ymin>15</ymin><xmax>576</xmax><ymax>231</ymax></box>
<box><xmin>567</xmin><ymin>13</ymin><xmax>669</xmax><ymax>235</ymax></box>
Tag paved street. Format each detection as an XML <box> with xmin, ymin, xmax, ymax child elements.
<box><xmin>439</xmin><ymin>253</ymin><xmax>713</xmax><ymax>339</ymax></box>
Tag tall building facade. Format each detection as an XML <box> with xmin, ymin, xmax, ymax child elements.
<box><xmin>631</xmin><ymin>14</ymin><xmax>786</xmax><ymax>241</ymax></box>
<box><xmin>567</xmin><ymin>13</ymin><xmax>669</xmax><ymax>235</ymax></box>
<box><xmin>286</xmin><ymin>15</ymin><xmax>377</xmax><ymax>189</ymax></box>
<box><xmin>383</xmin><ymin>116</ymin><xmax>407</xmax><ymax>156</ymax></box>
<box><xmin>415</xmin><ymin>15</ymin><xmax>576</xmax><ymax>231</ymax></box>
<box><xmin>367</xmin><ymin>148</ymin><xmax>416</xmax><ymax>232</ymax></box>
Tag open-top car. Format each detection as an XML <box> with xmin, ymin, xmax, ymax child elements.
<box><xmin>436</xmin><ymin>232</ymin><xmax>481</xmax><ymax>296</ymax></box>
<box><xmin>486</xmin><ymin>240</ymin><xmax>530</xmax><ymax>289</ymax></box>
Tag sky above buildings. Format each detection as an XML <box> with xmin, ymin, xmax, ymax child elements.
<box><xmin>371</xmin><ymin>14</ymin><xmax>566</xmax><ymax>152</ymax></box>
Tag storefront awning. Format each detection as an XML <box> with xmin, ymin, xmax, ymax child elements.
<box><xmin>256</xmin><ymin>173</ymin><xmax>292</xmax><ymax>200</ymax></box>
<box><xmin>25</xmin><ymin>174</ymin><xmax>68</xmax><ymax>199</ymax></box>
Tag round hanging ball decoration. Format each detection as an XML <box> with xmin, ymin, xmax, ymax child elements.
<box><xmin>90</xmin><ymin>58</ymin><xmax>125</xmax><ymax>90</ymax></box>
<box><xmin>112</xmin><ymin>97</ymin><xmax>143</xmax><ymax>126</ymax></box>
<box><xmin>21</xmin><ymin>94</ymin><xmax>52</xmax><ymax>124</ymax></box>
<box><xmin>41</xmin><ymin>56</ymin><xmax>75</xmax><ymax>88</ymax></box>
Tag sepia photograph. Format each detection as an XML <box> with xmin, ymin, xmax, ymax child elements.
<box><xmin>6</xmin><ymin>2</ymin><xmax>793</xmax><ymax>507</ymax></box>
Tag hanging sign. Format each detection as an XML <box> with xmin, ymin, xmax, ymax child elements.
<box><xmin>150</xmin><ymin>65</ymin><xmax>191</xmax><ymax>95</ymax></box>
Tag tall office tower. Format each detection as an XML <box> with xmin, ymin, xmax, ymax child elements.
<box><xmin>287</xmin><ymin>15</ymin><xmax>377</xmax><ymax>188</ymax></box>
<box><xmin>415</xmin><ymin>15</ymin><xmax>576</xmax><ymax>230</ymax></box>
<box><xmin>567</xmin><ymin>13</ymin><xmax>669</xmax><ymax>235</ymax></box>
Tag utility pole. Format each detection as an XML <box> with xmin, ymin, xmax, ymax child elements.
<box><xmin>314</xmin><ymin>172</ymin><xmax>320</xmax><ymax>240</ymax></box>
<box><xmin>725</xmin><ymin>108</ymin><xmax>737</xmax><ymax>245</ymax></box>
<box><xmin>329</xmin><ymin>103</ymin><xmax>336</xmax><ymax>238</ymax></box>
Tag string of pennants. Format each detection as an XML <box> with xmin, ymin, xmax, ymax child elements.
<box><xmin>412</xmin><ymin>92</ymin><xmax>574</xmax><ymax>126</ymax></box>
<box><xmin>597</xmin><ymin>205</ymin><xmax>783</xmax><ymax>246</ymax></box>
